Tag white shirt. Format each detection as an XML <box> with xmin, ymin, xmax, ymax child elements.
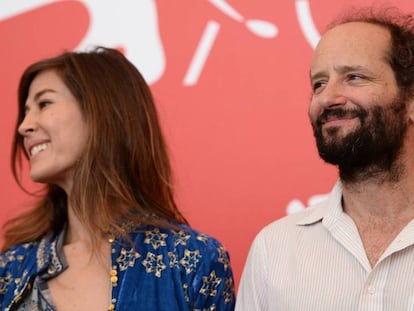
<box><xmin>236</xmin><ymin>181</ymin><xmax>414</xmax><ymax>311</ymax></box>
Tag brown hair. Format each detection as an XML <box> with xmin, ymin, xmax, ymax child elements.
<box><xmin>5</xmin><ymin>47</ymin><xmax>188</xmax><ymax>251</ymax></box>
<box><xmin>328</xmin><ymin>6</ymin><xmax>414</xmax><ymax>98</ymax></box>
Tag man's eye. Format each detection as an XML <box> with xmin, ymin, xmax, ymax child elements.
<box><xmin>348</xmin><ymin>74</ymin><xmax>364</xmax><ymax>80</ymax></box>
<box><xmin>312</xmin><ymin>81</ymin><xmax>326</xmax><ymax>92</ymax></box>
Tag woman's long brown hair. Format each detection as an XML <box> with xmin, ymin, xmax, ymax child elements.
<box><xmin>4</xmin><ymin>47</ymin><xmax>188</xmax><ymax>251</ymax></box>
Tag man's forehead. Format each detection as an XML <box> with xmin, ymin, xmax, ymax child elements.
<box><xmin>320</xmin><ymin>21</ymin><xmax>391</xmax><ymax>46</ymax></box>
<box><xmin>311</xmin><ymin>22</ymin><xmax>391</xmax><ymax>66</ymax></box>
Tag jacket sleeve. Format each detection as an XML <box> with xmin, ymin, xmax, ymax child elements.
<box><xmin>192</xmin><ymin>237</ymin><xmax>235</xmax><ymax>310</ymax></box>
<box><xmin>0</xmin><ymin>243</ymin><xmax>39</xmax><ymax>310</ymax></box>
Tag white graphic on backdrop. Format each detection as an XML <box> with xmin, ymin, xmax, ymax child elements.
<box><xmin>0</xmin><ymin>0</ymin><xmax>321</xmax><ymax>84</ymax></box>
<box><xmin>183</xmin><ymin>21</ymin><xmax>221</xmax><ymax>86</ymax></box>
<box><xmin>76</xmin><ymin>0</ymin><xmax>164</xmax><ymax>84</ymax></box>
<box><xmin>208</xmin><ymin>0</ymin><xmax>278</xmax><ymax>37</ymax></box>
<box><xmin>286</xmin><ymin>194</ymin><xmax>328</xmax><ymax>215</ymax></box>
<box><xmin>184</xmin><ymin>0</ymin><xmax>278</xmax><ymax>86</ymax></box>
<box><xmin>0</xmin><ymin>0</ymin><xmax>164</xmax><ymax>84</ymax></box>
<box><xmin>295</xmin><ymin>0</ymin><xmax>321</xmax><ymax>48</ymax></box>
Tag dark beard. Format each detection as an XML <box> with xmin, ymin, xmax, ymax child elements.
<box><xmin>312</xmin><ymin>98</ymin><xmax>407</xmax><ymax>183</ymax></box>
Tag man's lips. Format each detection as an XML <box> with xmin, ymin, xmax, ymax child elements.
<box><xmin>320</xmin><ymin>115</ymin><xmax>357</xmax><ymax>125</ymax></box>
<box><xmin>316</xmin><ymin>109</ymin><xmax>362</xmax><ymax>126</ymax></box>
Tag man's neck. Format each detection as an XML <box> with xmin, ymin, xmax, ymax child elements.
<box><xmin>341</xmin><ymin>178</ymin><xmax>414</xmax><ymax>267</ymax></box>
<box><xmin>342</xmin><ymin>176</ymin><xmax>414</xmax><ymax>219</ymax></box>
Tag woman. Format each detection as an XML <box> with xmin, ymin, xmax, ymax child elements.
<box><xmin>1</xmin><ymin>47</ymin><xmax>235</xmax><ymax>310</ymax></box>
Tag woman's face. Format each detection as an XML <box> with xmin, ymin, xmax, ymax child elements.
<box><xmin>18</xmin><ymin>69</ymin><xmax>89</xmax><ymax>193</ymax></box>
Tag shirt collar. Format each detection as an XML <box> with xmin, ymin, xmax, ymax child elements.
<box><xmin>295</xmin><ymin>180</ymin><xmax>343</xmax><ymax>226</ymax></box>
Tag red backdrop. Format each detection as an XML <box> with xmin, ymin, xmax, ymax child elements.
<box><xmin>1</xmin><ymin>0</ymin><xmax>413</xmax><ymax>288</ymax></box>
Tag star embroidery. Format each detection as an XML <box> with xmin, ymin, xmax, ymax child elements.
<box><xmin>217</xmin><ymin>246</ymin><xmax>230</xmax><ymax>271</ymax></box>
<box><xmin>144</xmin><ymin>228</ymin><xmax>168</xmax><ymax>249</ymax></box>
<box><xmin>179</xmin><ymin>249</ymin><xmax>201</xmax><ymax>274</ymax></box>
<box><xmin>172</xmin><ymin>230</ymin><xmax>191</xmax><ymax>246</ymax></box>
<box><xmin>0</xmin><ymin>273</ymin><xmax>12</xmax><ymax>294</ymax></box>
<box><xmin>196</xmin><ymin>233</ymin><xmax>209</xmax><ymax>244</ymax></box>
<box><xmin>0</xmin><ymin>251</ymin><xmax>15</xmax><ymax>268</ymax></box>
<box><xmin>199</xmin><ymin>270</ymin><xmax>222</xmax><ymax>297</ymax></box>
<box><xmin>222</xmin><ymin>277</ymin><xmax>235</xmax><ymax>304</ymax></box>
<box><xmin>142</xmin><ymin>252</ymin><xmax>166</xmax><ymax>278</ymax></box>
<box><xmin>168</xmin><ymin>251</ymin><xmax>179</xmax><ymax>268</ymax></box>
<box><xmin>183</xmin><ymin>283</ymin><xmax>190</xmax><ymax>302</ymax></box>
<box><xmin>116</xmin><ymin>248</ymin><xmax>141</xmax><ymax>271</ymax></box>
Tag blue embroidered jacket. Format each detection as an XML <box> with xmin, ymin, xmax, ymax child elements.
<box><xmin>0</xmin><ymin>224</ymin><xmax>235</xmax><ymax>310</ymax></box>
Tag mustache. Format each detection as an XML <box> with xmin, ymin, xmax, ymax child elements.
<box><xmin>316</xmin><ymin>107</ymin><xmax>367</xmax><ymax>126</ymax></box>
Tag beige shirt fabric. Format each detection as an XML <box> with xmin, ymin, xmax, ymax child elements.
<box><xmin>236</xmin><ymin>181</ymin><xmax>414</xmax><ymax>311</ymax></box>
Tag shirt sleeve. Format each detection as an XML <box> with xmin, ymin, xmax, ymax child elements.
<box><xmin>236</xmin><ymin>232</ymin><xmax>269</xmax><ymax>311</ymax></box>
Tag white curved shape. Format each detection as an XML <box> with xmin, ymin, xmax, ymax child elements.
<box><xmin>286</xmin><ymin>192</ymin><xmax>329</xmax><ymax>215</ymax></box>
<box><xmin>245</xmin><ymin>19</ymin><xmax>278</xmax><ymax>38</ymax></box>
<box><xmin>0</xmin><ymin>0</ymin><xmax>165</xmax><ymax>84</ymax></box>
<box><xmin>295</xmin><ymin>0</ymin><xmax>320</xmax><ymax>49</ymax></box>
<box><xmin>286</xmin><ymin>199</ymin><xmax>306</xmax><ymax>215</ymax></box>
<box><xmin>207</xmin><ymin>0</ymin><xmax>244</xmax><ymax>22</ymax></box>
<box><xmin>76</xmin><ymin>0</ymin><xmax>165</xmax><ymax>84</ymax></box>
<box><xmin>183</xmin><ymin>21</ymin><xmax>220</xmax><ymax>86</ymax></box>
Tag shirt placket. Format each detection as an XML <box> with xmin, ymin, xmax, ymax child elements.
<box><xmin>358</xmin><ymin>256</ymin><xmax>391</xmax><ymax>311</ymax></box>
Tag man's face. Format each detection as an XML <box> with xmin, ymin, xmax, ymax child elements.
<box><xmin>308</xmin><ymin>22</ymin><xmax>408</xmax><ymax>179</ymax></box>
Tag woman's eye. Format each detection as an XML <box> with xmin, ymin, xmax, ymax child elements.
<box><xmin>38</xmin><ymin>100</ymin><xmax>51</xmax><ymax>109</ymax></box>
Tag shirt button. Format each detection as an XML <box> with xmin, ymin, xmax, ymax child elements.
<box><xmin>368</xmin><ymin>285</ymin><xmax>376</xmax><ymax>295</ymax></box>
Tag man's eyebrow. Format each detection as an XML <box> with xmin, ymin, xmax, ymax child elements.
<box><xmin>309</xmin><ymin>70</ymin><xmax>326</xmax><ymax>82</ymax></box>
<box><xmin>333</xmin><ymin>65</ymin><xmax>368</xmax><ymax>74</ymax></box>
<box><xmin>310</xmin><ymin>65</ymin><xmax>370</xmax><ymax>81</ymax></box>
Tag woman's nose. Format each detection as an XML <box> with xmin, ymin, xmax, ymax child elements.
<box><xmin>18</xmin><ymin>112</ymin><xmax>37</xmax><ymax>136</ymax></box>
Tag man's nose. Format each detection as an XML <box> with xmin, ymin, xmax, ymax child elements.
<box><xmin>317</xmin><ymin>81</ymin><xmax>347</xmax><ymax>109</ymax></box>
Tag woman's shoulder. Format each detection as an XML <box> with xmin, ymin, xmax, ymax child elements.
<box><xmin>0</xmin><ymin>242</ymin><xmax>39</xmax><ymax>269</ymax></box>
<box><xmin>127</xmin><ymin>224</ymin><xmax>233</xmax><ymax>287</ymax></box>
<box><xmin>0</xmin><ymin>241</ymin><xmax>41</xmax><ymax>305</ymax></box>
<box><xmin>120</xmin><ymin>223</ymin><xmax>232</xmax><ymax>274</ymax></box>
<box><xmin>0</xmin><ymin>234</ymin><xmax>53</xmax><ymax>276</ymax></box>
<box><xmin>113</xmin><ymin>224</ymin><xmax>235</xmax><ymax>309</ymax></box>
<box><xmin>130</xmin><ymin>223</ymin><xmax>228</xmax><ymax>254</ymax></box>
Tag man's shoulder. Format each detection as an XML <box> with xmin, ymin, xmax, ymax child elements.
<box><xmin>258</xmin><ymin>183</ymin><xmax>341</xmax><ymax>240</ymax></box>
<box><xmin>256</xmin><ymin>202</ymin><xmax>327</xmax><ymax>242</ymax></box>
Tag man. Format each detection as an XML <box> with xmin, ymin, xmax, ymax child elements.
<box><xmin>236</xmin><ymin>7</ymin><xmax>414</xmax><ymax>310</ymax></box>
